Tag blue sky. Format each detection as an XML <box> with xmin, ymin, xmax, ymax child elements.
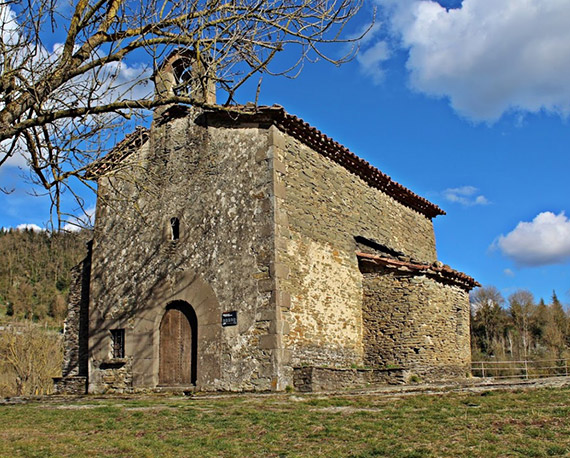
<box><xmin>2</xmin><ymin>0</ymin><xmax>570</xmax><ymax>306</ymax></box>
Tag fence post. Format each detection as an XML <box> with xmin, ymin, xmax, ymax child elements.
<box><xmin>524</xmin><ymin>360</ymin><xmax>529</xmax><ymax>379</ymax></box>
<box><xmin>481</xmin><ymin>361</ymin><xmax>485</xmax><ymax>378</ymax></box>
<box><xmin>565</xmin><ymin>359</ymin><xmax>568</xmax><ymax>377</ymax></box>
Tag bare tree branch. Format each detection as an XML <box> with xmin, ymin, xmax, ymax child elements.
<box><xmin>0</xmin><ymin>0</ymin><xmax>369</xmax><ymax>227</ymax></box>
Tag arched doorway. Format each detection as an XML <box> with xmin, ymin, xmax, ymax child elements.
<box><xmin>159</xmin><ymin>301</ymin><xmax>197</xmax><ymax>385</ymax></box>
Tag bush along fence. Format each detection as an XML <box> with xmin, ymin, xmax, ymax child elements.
<box><xmin>472</xmin><ymin>359</ymin><xmax>570</xmax><ymax>380</ymax></box>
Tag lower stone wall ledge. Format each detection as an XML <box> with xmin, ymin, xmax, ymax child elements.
<box><xmin>53</xmin><ymin>376</ymin><xmax>88</xmax><ymax>395</ymax></box>
<box><xmin>292</xmin><ymin>366</ymin><xmax>409</xmax><ymax>392</ymax></box>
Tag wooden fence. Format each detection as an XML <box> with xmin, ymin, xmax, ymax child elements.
<box><xmin>472</xmin><ymin>359</ymin><xmax>570</xmax><ymax>379</ymax></box>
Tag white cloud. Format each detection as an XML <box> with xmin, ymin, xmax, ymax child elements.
<box><xmin>357</xmin><ymin>41</ymin><xmax>391</xmax><ymax>84</ymax></box>
<box><xmin>474</xmin><ymin>195</ymin><xmax>489</xmax><ymax>205</ymax></box>
<box><xmin>351</xmin><ymin>22</ymin><xmax>391</xmax><ymax>83</ymax></box>
<box><xmin>0</xmin><ymin>3</ymin><xmax>18</xmax><ymax>45</ymax></box>
<box><xmin>1</xmin><ymin>143</ymin><xmax>29</xmax><ymax>168</ymax></box>
<box><xmin>503</xmin><ymin>268</ymin><xmax>515</xmax><ymax>277</ymax></box>
<box><xmin>496</xmin><ymin>211</ymin><xmax>570</xmax><ymax>266</ymax></box>
<box><xmin>62</xmin><ymin>206</ymin><xmax>96</xmax><ymax>232</ymax></box>
<box><xmin>376</xmin><ymin>0</ymin><xmax>570</xmax><ymax>121</ymax></box>
<box><xmin>16</xmin><ymin>223</ymin><xmax>45</xmax><ymax>232</ymax></box>
<box><xmin>442</xmin><ymin>185</ymin><xmax>488</xmax><ymax>206</ymax></box>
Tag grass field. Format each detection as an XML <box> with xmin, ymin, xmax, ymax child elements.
<box><xmin>1</xmin><ymin>386</ymin><xmax>569</xmax><ymax>457</ymax></box>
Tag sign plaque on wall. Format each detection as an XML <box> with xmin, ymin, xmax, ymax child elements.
<box><xmin>222</xmin><ymin>311</ymin><xmax>238</xmax><ymax>327</ymax></box>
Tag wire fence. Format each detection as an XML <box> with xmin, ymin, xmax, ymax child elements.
<box><xmin>471</xmin><ymin>359</ymin><xmax>570</xmax><ymax>379</ymax></box>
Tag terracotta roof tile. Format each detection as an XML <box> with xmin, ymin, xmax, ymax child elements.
<box><xmin>356</xmin><ymin>251</ymin><xmax>480</xmax><ymax>291</ymax></box>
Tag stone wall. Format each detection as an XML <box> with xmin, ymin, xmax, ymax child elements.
<box><xmin>52</xmin><ymin>376</ymin><xmax>87</xmax><ymax>395</ymax></box>
<box><xmin>91</xmin><ymin>358</ymin><xmax>133</xmax><ymax>393</ymax></box>
<box><xmin>362</xmin><ymin>269</ymin><xmax>471</xmax><ymax>380</ymax></box>
<box><xmin>62</xmin><ymin>242</ymin><xmax>91</xmax><ymax>377</ymax></box>
<box><xmin>53</xmin><ymin>244</ymin><xmax>91</xmax><ymax>394</ymax></box>
<box><xmin>280</xmin><ymin>135</ymin><xmax>437</xmax><ymax>263</ymax></box>
<box><xmin>88</xmin><ymin>110</ymin><xmax>281</xmax><ymax>392</ymax></box>
<box><xmin>275</xmin><ymin>130</ymin><xmax>438</xmax><ymax>368</ymax></box>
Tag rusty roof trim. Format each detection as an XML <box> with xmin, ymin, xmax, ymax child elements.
<box><xmin>275</xmin><ymin>112</ymin><xmax>445</xmax><ymax>219</ymax></box>
<box><xmin>356</xmin><ymin>251</ymin><xmax>480</xmax><ymax>291</ymax></box>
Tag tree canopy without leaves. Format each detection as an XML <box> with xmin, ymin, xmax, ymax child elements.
<box><xmin>470</xmin><ymin>285</ymin><xmax>570</xmax><ymax>361</ymax></box>
<box><xmin>0</xmin><ymin>0</ymin><xmax>365</xmax><ymax>227</ymax></box>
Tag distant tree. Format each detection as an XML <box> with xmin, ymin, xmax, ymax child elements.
<box><xmin>550</xmin><ymin>291</ymin><xmax>567</xmax><ymax>332</ymax></box>
<box><xmin>508</xmin><ymin>290</ymin><xmax>536</xmax><ymax>359</ymax></box>
<box><xmin>0</xmin><ymin>229</ymin><xmax>88</xmax><ymax>325</ymax></box>
<box><xmin>543</xmin><ymin>291</ymin><xmax>568</xmax><ymax>358</ymax></box>
<box><xmin>531</xmin><ymin>298</ymin><xmax>548</xmax><ymax>342</ymax></box>
<box><xmin>470</xmin><ymin>286</ymin><xmax>507</xmax><ymax>356</ymax></box>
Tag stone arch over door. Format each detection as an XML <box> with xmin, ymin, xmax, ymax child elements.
<box><xmin>149</xmin><ymin>269</ymin><xmax>222</xmax><ymax>390</ymax></box>
<box><xmin>159</xmin><ymin>301</ymin><xmax>198</xmax><ymax>385</ymax></box>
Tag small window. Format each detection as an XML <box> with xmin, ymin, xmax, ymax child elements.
<box><xmin>170</xmin><ymin>217</ymin><xmax>180</xmax><ymax>240</ymax></box>
<box><xmin>111</xmin><ymin>329</ymin><xmax>125</xmax><ymax>358</ymax></box>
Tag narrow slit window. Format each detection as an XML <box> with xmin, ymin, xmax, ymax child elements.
<box><xmin>111</xmin><ymin>329</ymin><xmax>125</xmax><ymax>358</ymax></box>
<box><xmin>170</xmin><ymin>217</ymin><xmax>180</xmax><ymax>240</ymax></box>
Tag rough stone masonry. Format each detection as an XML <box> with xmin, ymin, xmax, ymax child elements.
<box><xmin>55</xmin><ymin>54</ymin><xmax>479</xmax><ymax>394</ymax></box>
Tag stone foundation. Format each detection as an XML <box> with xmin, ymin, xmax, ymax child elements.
<box><xmin>89</xmin><ymin>358</ymin><xmax>133</xmax><ymax>394</ymax></box>
<box><xmin>52</xmin><ymin>376</ymin><xmax>87</xmax><ymax>395</ymax></box>
<box><xmin>293</xmin><ymin>366</ymin><xmax>408</xmax><ymax>392</ymax></box>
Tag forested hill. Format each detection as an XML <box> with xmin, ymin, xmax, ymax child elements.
<box><xmin>0</xmin><ymin>228</ymin><xmax>90</xmax><ymax>327</ymax></box>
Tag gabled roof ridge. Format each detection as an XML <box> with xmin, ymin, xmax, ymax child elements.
<box><xmin>273</xmin><ymin>110</ymin><xmax>445</xmax><ymax>219</ymax></box>
<box><xmin>89</xmin><ymin>103</ymin><xmax>446</xmax><ymax>219</ymax></box>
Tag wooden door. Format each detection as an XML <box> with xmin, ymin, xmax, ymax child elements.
<box><xmin>159</xmin><ymin>308</ymin><xmax>192</xmax><ymax>385</ymax></box>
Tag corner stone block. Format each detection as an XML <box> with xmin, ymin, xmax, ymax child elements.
<box><xmin>259</xmin><ymin>223</ymin><xmax>273</xmax><ymax>238</ymax></box>
<box><xmin>260</xmin><ymin>197</ymin><xmax>272</xmax><ymax>214</ymax></box>
<box><xmin>281</xmin><ymin>349</ymin><xmax>292</xmax><ymax>364</ymax></box>
<box><xmin>275</xmin><ymin>237</ymin><xmax>289</xmax><ymax>252</ymax></box>
<box><xmin>273</xmin><ymin>181</ymin><xmax>286</xmax><ymax>199</ymax></box>
<box><xmin>257</xmin><ymin>278</ymin><xmax>275</xmax><ymax>293</ymax></box>
<box><xmin>275</xmin><ymin>209</ymin><xmax>289</xmax><ymax>227</ymax></box>
<box><xmin>270</xmin><ymin>263</ymin><xmax>290</xmax><ymax>280</ymax></box>
<box><xmin>257</xmin><ymin>309</ymin><xmax>276</xmax><ymax>322</ymax></box>
<box><xmin>259</xmin><ymin>334</ymin><xmax>280</xmax><ymax>350</ymax></box>
<box><xmin>268</xmin><ymin>125</ymin><xmax>286</xmax><ymax>150</ymax></box>
<box><xmin>273</xmin><ymin>159</ymin><xmax>287</xmax><ymax>175</ymax></box>
<box><xmin>275</xmin><ymin>291</ymin><xmax>291</xmax><ymax>309</ymax></box>
<box><xmin>255</xmin><ymin>147</ymin><xmax>269</xmax><ymax>163</ymax></box>
<box><xmin>268</xmin><ymin>319</ymin><xmax>280</xmax><ymax>334</ymax></box>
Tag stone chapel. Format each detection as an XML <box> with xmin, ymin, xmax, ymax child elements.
<box><xmin>54</xmin><ymin>52</ymin><xmax>479</xmax><ymax>394</ymax></box>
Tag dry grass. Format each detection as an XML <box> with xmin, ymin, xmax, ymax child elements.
<box><xmin>0</xmin><ymin>322</ymin><xmax>62</xmax><ymax>397</ymax></box>
<box><xmin>0</xmin><ymin>386</ymin><xmax>569</xmax><ymax>457</ymax></box>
